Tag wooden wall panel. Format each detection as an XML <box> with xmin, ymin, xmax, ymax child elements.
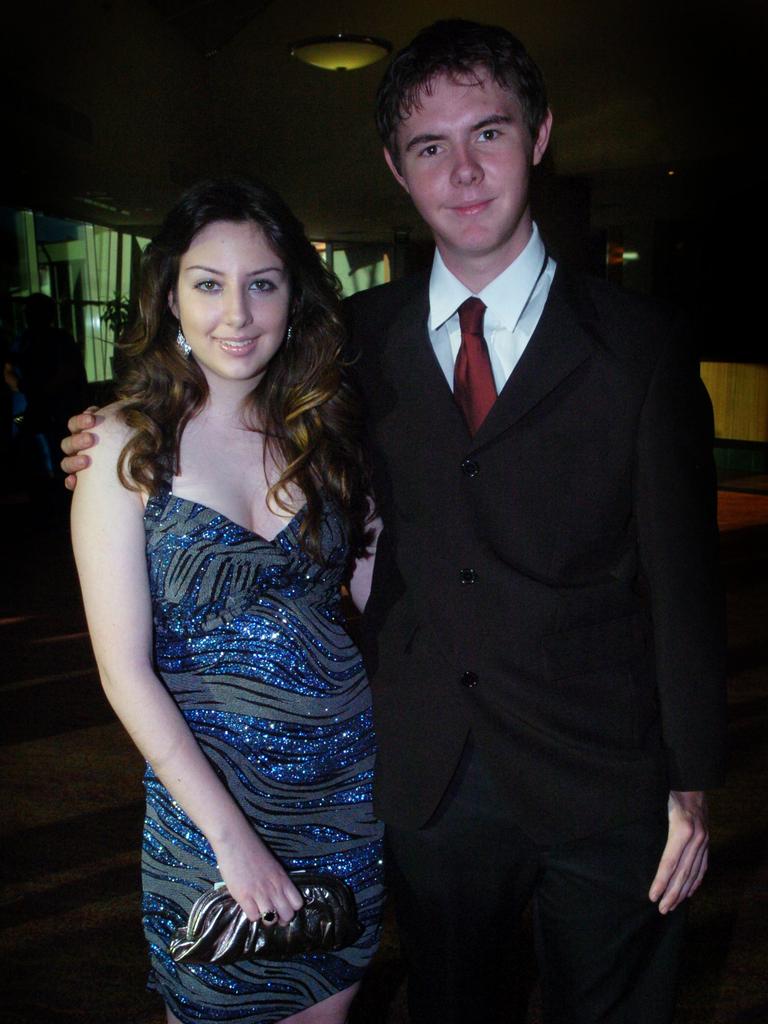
<box><xmin>700</xmin><ymin>362</ymin><xmax>768</xmax><ymax>442</ymax></box>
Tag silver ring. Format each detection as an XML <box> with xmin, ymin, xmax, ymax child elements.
<box><xmin>261</xmin><ymin>909</ymin><xmax>278</xmax><ymax>925</ymax></box>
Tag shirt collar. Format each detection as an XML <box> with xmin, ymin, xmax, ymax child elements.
<box><xmin>429</xmin><ymin>223</ymin><xmax>547</xmax><ymax>332</ymax></box>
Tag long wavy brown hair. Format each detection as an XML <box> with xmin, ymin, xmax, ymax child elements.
<box><xmin>116</xmin><ymin>177</ymin><xmax>371</xmax><ymax>562</ymax></box>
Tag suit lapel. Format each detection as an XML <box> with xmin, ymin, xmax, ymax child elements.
<box><xmin>381</xmin><ymin>279</ymin><xmax>471</xmax><ymax>443</ymax></box>
<box><xmin>472</xmin><ymin>266</ymin><xmax>597</xmax><ymax>448</ymax></box>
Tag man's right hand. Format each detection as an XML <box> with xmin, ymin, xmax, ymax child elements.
<box><xmin>61</xmin><ymin>408</ymin><xmax>101</xmax><ymax>490</ymax></box>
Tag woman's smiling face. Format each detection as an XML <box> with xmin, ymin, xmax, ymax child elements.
<box><xmin>170</xmin><ymin>219</ymin><xmax>291</xmax><ymax>391</ymax></box>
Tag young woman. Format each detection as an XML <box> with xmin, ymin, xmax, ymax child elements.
<box><xmin>70</xmin><ymin>179</ymin><xmax>384</xmax><ymax>1024</ymax></box>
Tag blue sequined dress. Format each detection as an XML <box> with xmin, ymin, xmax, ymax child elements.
<box><xmin>141</xmin><ymin>490</ymin><xmax>384</xmax><ymax>1023</ymax></box>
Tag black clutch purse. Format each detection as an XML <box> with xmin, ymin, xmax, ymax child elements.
<box><xmin>169</xmin><ymin>872</ymin><xmax>363</xmax><ymax>964</ymax></box>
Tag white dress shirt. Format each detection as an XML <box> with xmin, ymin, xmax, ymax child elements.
<box><xmin>427</xmin><ymin>223</ymin><xmax>557</xmax><ymax>394</ymax></box>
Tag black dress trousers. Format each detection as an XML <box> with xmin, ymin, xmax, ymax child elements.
<box><xmin>385</xmin><ymin>743</ymin><xmax>686</xmax><ymax>1024</ymax></box>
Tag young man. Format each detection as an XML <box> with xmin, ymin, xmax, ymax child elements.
<box><xmin>63</xmin><ymin>20</ymin><xmax>726</xmax><ymax>1024</ymax></box>
<box><xmin>344</xmin><ymin>19</ymin><xmax>725</xmax><ymax>1024</ymax></box>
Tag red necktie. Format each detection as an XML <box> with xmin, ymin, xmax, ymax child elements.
<box><xmin>454</xmin><ymin>297</ymin><xmax>497</xmax><ymax>436</ymax></box>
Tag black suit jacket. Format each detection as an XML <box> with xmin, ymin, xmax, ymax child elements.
<box><xmin>345</xmin><ymin>264</ymin><xmax>727</xmax><ymax>844</ymax></box>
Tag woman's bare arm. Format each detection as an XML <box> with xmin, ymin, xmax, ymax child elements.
<box><xmin>70</xmin><ymin>409</ymin><xmax>302</xmax><ymax>922</ymax></box>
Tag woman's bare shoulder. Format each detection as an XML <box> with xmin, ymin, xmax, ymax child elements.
<box><xmin>88</xmin><ymin>401</ymin><xmax>133</xmax><ymax>445</ymax></box>
<box><xmin>81</xmin><ymin>401</ymin><xmax>139</xmax><ymax>478</ymax></box>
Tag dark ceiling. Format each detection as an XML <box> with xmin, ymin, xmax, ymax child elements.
<box><xmin>145</xmin><ymin>0</ymin><xmax>277</xmax><ymax>58</ymax></box>
<box><xmin>4</xmin><ymin>0</ymin><xmax>766</xmax><ymax>242</ymax></box>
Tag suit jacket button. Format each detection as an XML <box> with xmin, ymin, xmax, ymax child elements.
<box><xmin>461</xmin><ymin>671</ymin><xmax>478</xmax><ymax>689</ymax></box>
<box><xmin>461</xmin><ymin>458</ymin><xmax>480</xmax><ymax>477</ymax></box>
<box><xmin>459</xmin><ymin>568</ymin><xmax>478</xmax><ymax>585</ymax></box>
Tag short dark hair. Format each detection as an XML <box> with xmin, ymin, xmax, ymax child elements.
<box><xmin>375</xmin><ymin>19</ymin><xmax>549</xmax><ymax>168</ymax></box>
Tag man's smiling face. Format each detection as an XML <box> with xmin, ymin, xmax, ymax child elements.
<box><xmin>385</xmin><ymin>70</ymin><xmax>551</xmax><ymax>291</ymax></box>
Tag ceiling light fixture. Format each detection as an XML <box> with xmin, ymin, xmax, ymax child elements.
<box><xmin>290</xmin><ymin>34</ymin><xmax>392</xmax><ymax>71</ymax></box>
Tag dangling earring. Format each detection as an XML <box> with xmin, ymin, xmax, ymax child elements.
<box><xmin>286</xmin><ymin>325</ymin><xmax>293</xmax><ymax>343</ymax></box>
<box><xmin>177</xmin><ymin>327</ymin><xmax>191</xmax><ymax>356</ymax></box>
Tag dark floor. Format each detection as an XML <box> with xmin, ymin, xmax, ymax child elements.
<box><xmin>1</xmin><ymin>488</ymin><xmax>766</xmax><ymax>1023</ymax></box>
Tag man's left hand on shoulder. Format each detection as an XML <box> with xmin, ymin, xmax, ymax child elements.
<box><xmin>649</xmin><ymin>790</ymin><xmax>710</xmax><ymax>914</ymax></box>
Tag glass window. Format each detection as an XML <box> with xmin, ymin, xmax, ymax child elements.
<box><xmin>1</xmin><ymin>206</ymin><xmax>149</xmax><ymax>384</ymax></box>
<box><xmin>313</xmin><ymin>241</ymin><xmax>391</xmax><ymax>297</ymax></box>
